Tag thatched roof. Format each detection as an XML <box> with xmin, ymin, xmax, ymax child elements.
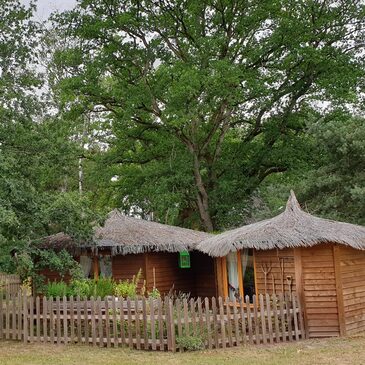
<box><xmin>41</xmin><ymin>211</ymin><xmax>211</xmax><ymax>255</ymax></box>
<box><xmin>94</xmin><ymin>211</ymin><xmax>211</xmax><ymax>255</ymax></box>
<box><xmin>197</xmin><ymin>191</ymin><xmax>365</xmax><ymax>257</ymax></box>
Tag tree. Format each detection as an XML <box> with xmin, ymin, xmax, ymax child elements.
<box><xmin>53</xmin><ymin>1</ymin><xmax>365</xmax><ymax>230</ymax></box>
<box><xmin>244</xmin><ymin>111</ymin><xmax>365</xmax><ymax>226</ymax></box>
<box><xmin>0</xmin><ymin>1</ymin><xmax>104</xmax><ymax>276</ymax></box>
<box><xmin>299</xmin><ymin>113</ymin><xmax>365</xmax><ymax>225</ymax></box>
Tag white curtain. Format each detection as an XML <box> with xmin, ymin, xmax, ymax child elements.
<box><xmin>99</xmin><ymin>256</ymin><xmax>112</xmax><ymax>278</ymax></box>
<box><xmin>80</xmin><ymin>255</ymin><xmax>92</xmax><ymax>278</ymax></box>
<box><xmin>226</xmin><ymin>252</ymin><xmax>239</xmax><ymax>300</ymax></box>
<box><xmin>241</xmin><ymin>249</ymin><xmax>249</xmax><ymax>277</ymax></box>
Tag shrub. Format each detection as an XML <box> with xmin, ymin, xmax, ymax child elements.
<box><xmin>176</xmin><ymin>335</ymin><xmax>205</xmax><ymax>351</ymax></box>
<box><xmin>114</xmin><ymin>280</ymin><xmax>137</xmax><ymax>298</ymax></box>
<box><xmin>92</xmin><ymin>277</ymin><xmax>115</xmax><ymax>298</ymax></box>
<box><xmin>69</xmin><ymin>279</ymin><xmax>91</xmax><ymax>298</ymax></box>
<box><xmin>45</xmin><ymin>281</ymin><xmax>69</xmax><ymax>298</ymax></box>
<box><xmin>147</xmin><ymin>287</ymin><xmax>160</xmax><ymax>299</ymax></box>
<box><xmin>114</xmin><ymin>269</ymin><xmax>143</xmax><ymax>299</ymax></box>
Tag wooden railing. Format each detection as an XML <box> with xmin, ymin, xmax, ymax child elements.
<box><xmin>0</xmin><ymin>293</ymin><xmax>305</xmax><ymax>351</ymax></box>
<box><xmin>0</xmin><ymin>273</ymin><xmax>21</xmax><ymax>298</ymax></box>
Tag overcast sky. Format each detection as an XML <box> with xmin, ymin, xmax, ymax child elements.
<box><xmin>21</xmin><ymin>0</ymin><xmax>77</xmax><ymax>20</ymax></box>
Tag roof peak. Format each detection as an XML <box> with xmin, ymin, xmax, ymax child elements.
<box><xmin>285</xmin><ymin>190</ymin><xmax>301</xmax><ymax>212</ymax></box>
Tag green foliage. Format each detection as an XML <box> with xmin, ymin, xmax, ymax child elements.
<box><xmin>51</xmin><ymin>0</ymin><xmax>365</xmax><ymax>231</ymax></box>
<box><xmin>89</xmin><ymin>277</ymin><xmax>116</xmax><ymax>298</ymax></box>
<box><xmin>42</xmin><ymin>273</ymin><xmax>156</xmax><ymax>299</ymax></box>
<box><xmin>44</xmin><ymin>278</ymin><xmax>116</xmax><ymax>299</ymax></box>
<box><xmin>176</xmin><ymin>335</ymin><xmax>205</xmax><ymax>351</ymax></box>
<box><xmin>147</xmin><ymin>287</ymin><xmax>161</xmax><ymax>299</ymax></box>
<box><xmin>298</xmin><ymin>115</ymin><xmax>365</xmax><ymax>225</ymax></box>
<box><xmin>0</xmin><ymin>0</ymin><xmax>365</xmax><ymax>283</ymax></box>
<box><xmin>68</xmin><ymin>279</ymin><xmax>91</xmax><ymax>298</ymax></box>
<box><xmin>114</xmin><ymin>281</ymin><xmax>138</xmax><ymax>299</ymax></box>
<box><xmin>45</xmin><ymin>281</ymin><xmax>69</xmax><ymax>298</ymax></box>
<box><xmin>114</xmin><ymin>269</ymin><xmax>143</xmax><ymax>299</ymax></box>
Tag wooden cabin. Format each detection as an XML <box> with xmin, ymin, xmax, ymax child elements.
<box><xmin>197</xmin><ymin>191</ymin><xmax>365</xmax><ymax>338</ymax></box>
<box><xmin>41</xmin><ymin>211</ymin><xmax>217</xmax><ymax>298</ymax></box>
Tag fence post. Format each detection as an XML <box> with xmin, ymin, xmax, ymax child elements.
<box><xmin>245</xmin><ymin>295</ymin><xmax>254</xmax><ymax>345</ymax></box>
<box><xmin>169</xmin><ymin>299</ymin><xmax>176</xmax><ymax>352</ymax></box>
<box><xmin>42</xmin><ymin>296</ymin><xmax>47</xmax><ymax>343</ymax></box>
<box><xmin>165</xmin><ymin>298</ymin><xmax>172</xmax><ymax>351</ymax></box>
<box><xmin>0</xmin><ymin>291</ymin><xmax>3</xmax><ymax>340</ymax></box>
<box><xmin>259</xmin><ymin>294</ymin><xmax>267</xmax><ymax>344</ymax></box>
<box><xmin>204</xmin><ymin>297</ymin><xmax>212</xmax><ymax>349</ymax></box>
<box><xmin>23</xmin><ymin>292</ymin><xmax>28</xmax><ymax>343</ymax></box>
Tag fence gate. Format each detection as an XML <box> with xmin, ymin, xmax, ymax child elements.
<box><xmin>0</xmin><ymin>273</ymin><xmax>21</xmax><ymax>298</ymax></box>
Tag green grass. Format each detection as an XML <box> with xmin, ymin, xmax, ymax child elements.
<box><xmin>1</xmin><ymin>335</ymin><xmax>365</xmax><ymax>365</ymax></box>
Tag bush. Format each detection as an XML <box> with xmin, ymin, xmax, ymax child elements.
<box><xmin>114</xmin><ymin>280</ymin><xmax>137</xmax><ymax>298</ymax></box>
<box><xmin>114</xmin><ymin>269</ymin><xmax>143</xmax><ymax>299</ymax></box>
<box><xmin>91</xmin><ymin>277</ymin><xmax>116</xmax><ymax>298</ymax></box>
<box><xmin>147</xmin><ymin>287</ymin><xmax>161</xmax><ymax>299</ymax></box>
<box><xmin>176</xmin><ymin>335</ymin><xmax>205</xmax><ymax>351</ymax></box>
<box><xmin>45</xmin><ymin>281</ymin><xmax>69</xmax><ymax>298</ymax></box>
<box><xmin>69</xmin><ymin>279</ymin><xmax>91</xmax><ymax>298</ymax></box>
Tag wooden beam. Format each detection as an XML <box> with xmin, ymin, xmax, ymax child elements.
<box><xmin>237</xmin><ymin>251</ymin><xmax>244</xmax><ymax>298</ymax></box>
<box><xmin>214</xmin><ymin>258</ymin><xmax>223</xmax><ymax>297</ymax></box>
<box><xmin>222</xmin><ymin>256</ymin><xmax>229</xmax><ymax>299</ymax></box>
<box><xmin>333</xmin><ymin>244</ymin><xmax>346</xmax><ymax>336</ymax></box>
<box><xmin>93</xmin><ymin>255</ymin><xmax>99</xmax><ymax>281</ymax></box>
<box><xmin>144</xmin><ymin>253</ymin><xmax>149</xmax><ymax>290</ymax></box>
<box><xmin>253</xmin><ymin>250</ymin><xmax>259</xmax><ymax>296</ymax></box>
<box><xmin>294</xmin><ymin>247</ymin><xmax>309</xmax><ymax>339</ymax></box>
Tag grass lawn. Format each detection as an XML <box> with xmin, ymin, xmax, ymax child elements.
<box><xmin>1</xmin><ymin>335</ymin><xmax>365</xmax><ymax>365</ymax></box>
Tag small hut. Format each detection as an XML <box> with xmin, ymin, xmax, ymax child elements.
<box><xmin>41</xmin><ymin>211</ymin><xmax>217</xmax><ymax>298</ymax></box>
<box><xmin>197</xmin><ymin>191</ymin><xmax>365</xmax><ymax>338</ymax></box>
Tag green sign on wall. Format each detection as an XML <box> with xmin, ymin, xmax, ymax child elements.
<box><xmin>179</xmin><ymin>251</ymin><xmax>190</xmax><ymax>268</ymax></box>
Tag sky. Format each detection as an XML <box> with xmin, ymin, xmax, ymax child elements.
<box><xmin>21</xmin><ymin>0</ymin><xmax>77</xmax><ymax>20</ymax></box>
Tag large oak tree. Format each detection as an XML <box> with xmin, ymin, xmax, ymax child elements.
<box><xmin>53</xmin><ymin>0</ymin><xmax>365</xmax><ymax>231</ymax></box>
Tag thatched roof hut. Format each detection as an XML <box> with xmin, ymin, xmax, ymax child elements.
<box><xmin>197</xmin><ymin>190</ymin><xmax>365</xmax><ymax>257</ymax></box>
<box><xmin>41</xmin><ymin>210</ymin><xmax>211</xmax><ymax>255</ymax></box>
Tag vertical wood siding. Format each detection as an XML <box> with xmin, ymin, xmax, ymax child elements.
<box><xmin>255</xmin><ymin>248</ymin><xmax>296</xmax><ymax>295</ymax></box>
<box><xmin>192</xmin><ymin>252</ymin><xmax>217</xmax><ymax>298</ymax></box>
<box><xmin>112</xmin><ymin>254</ymin><xmax>146</xmax><ymax>290</ymax></box>
<box><xmin>339</xmin><ymin>246</ymin><xmax>365</xmax><ymax>335</ymax></box>
<box><xmin>301</xmin><ymin>244</ymin><xmax>340</xmax><ymax>338</ymax></box>
<box><xmin>145</xmin><ymin>252</ymin><xmax>195</xmax><ymax>296</ymax></box>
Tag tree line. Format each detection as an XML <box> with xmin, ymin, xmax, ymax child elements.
<box><xmin>0</xmin><ymin>0</ymin><xmax>364</xmax><ymax>276</ymax></box>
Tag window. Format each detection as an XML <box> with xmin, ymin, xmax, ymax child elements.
<box><xmin>241</xmin><ymin>249</ymin><xmax>255</xmax><ymax>298</ymax></box>
<box><xmin>99</xmin><ymin>255</ymin><xmax>112</xmax><ymax>278</ymax></box>
<box><xmin>79</xmin><ymin>255</ymin><xmax>92</xmax><ymax>278</ymax></box>
<box><xmin>226</xmin><ymin>252</ymin><xmax>240</xmax><ymax>300</ymax></box>
<box><xmin>225</xmin><ymin>249</ymin><xmax>256</xmax><ymax>300</ymax></box>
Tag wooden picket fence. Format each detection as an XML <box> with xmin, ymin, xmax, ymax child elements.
<box><xmin>0</xmin><ymin>273</ymin><xmax>21</xmax><ymax>298</ymax></box>
<box><xmin>0</xmin><ymin>293</ymin><xmax>305</xmax><ymax>351</ymax></box>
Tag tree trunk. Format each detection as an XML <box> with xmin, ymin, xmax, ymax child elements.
<box><xmin>192</xmin><ymin>154</ymin><xmax>214</xmax><ymax>232</ymax></box>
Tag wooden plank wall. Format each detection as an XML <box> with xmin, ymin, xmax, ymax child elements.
<box><xmin>146</xmin><ymin>253</ymin><xmax>195</xmax><ymax>296</ymax></box>
<box><xmin>255</xmin><ymin>249</ymin><xmax>296</xmax><ymax>295</ymax></box>
<box><xmin>40</xmin><ymin>251</ymin><xmax>217</xmax><ymax>298</ymax></box>
<box><xmin>339</xmin><ymin>246</ymin><xmax>365</xmax><ymax>335</ymax></box>
<box><xmin>39</xmin><ymin>268</ymin><xmax>73</xmax><ymax>284</ymax></box>
<box><xmin>301</xmin><ymin>244</ymin><xmax>340</xmax><ymax>338</ymax></box>
<box><xmin>112</xmin><ymin>254</ymin><xmax>146</xmax><ymax>290</ymax></box>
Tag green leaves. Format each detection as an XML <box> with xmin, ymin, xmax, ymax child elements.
<box><xmin>47</xmin><ymin>0</ymin><xmax>365</xmax><ymax>230</ymax></box>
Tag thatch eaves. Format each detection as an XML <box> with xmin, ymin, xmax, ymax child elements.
<box><xmin>197</xmin><ymin>191</ymin><xmax>365</xmax><ymax>257</ymax></box>
<box><xmin>41</xmin><ymin>210</ymin><xmax>211</xmax><ymax>255</ymax></box>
